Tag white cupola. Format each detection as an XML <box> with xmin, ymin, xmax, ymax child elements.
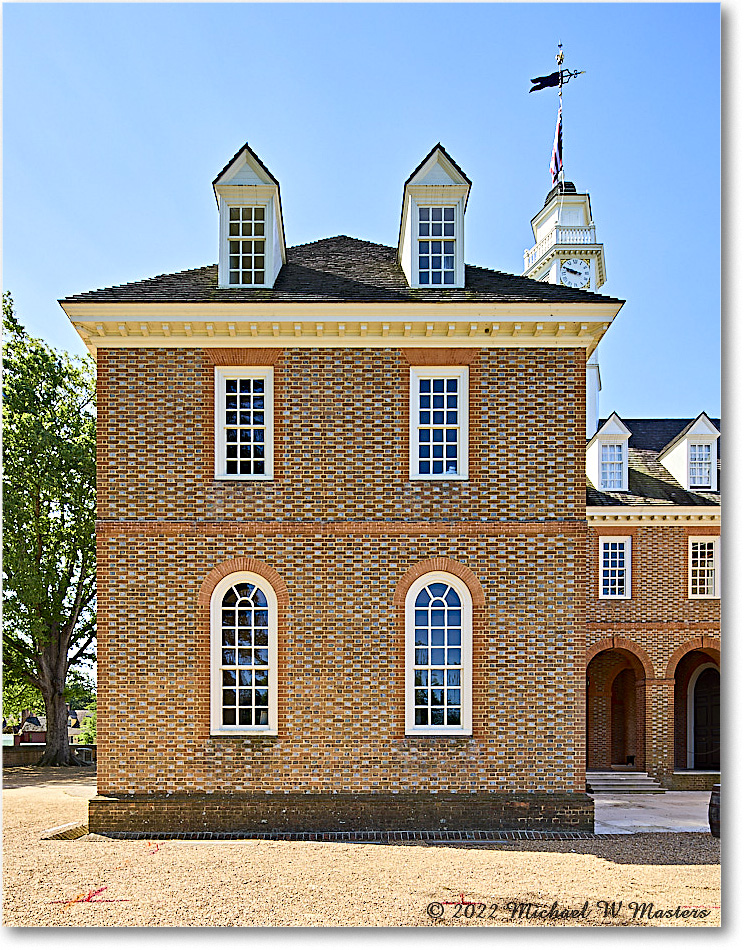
<box><xmin>523</xmin><ymin>181</ymin><xmax>606</xmax><ymax>292</ymax></box>
<box><xmin>397</xmin><ymin>144</ymin><xmax>471</xmax><ymax>289</ymax></box>
<box><xmin>213</xmin><ymin>143</ymin><xmax>286</xmax><ymax>289</ymax></box>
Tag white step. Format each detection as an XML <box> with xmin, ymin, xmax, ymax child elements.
<box><xmin>587</xmin><ymin>771</ymin><xmax>665</xmax><ymax>794</ymax></box>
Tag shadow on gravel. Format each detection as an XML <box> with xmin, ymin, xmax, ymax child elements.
<box><xmin>2</xmin><ymin>766</ymin><xmax>97</xmax><ymax>790</ymax></box>
<box><xmin>417</xmin><ymin>834</ymin><xmax>721</xmax><ymax>866</ymax></box>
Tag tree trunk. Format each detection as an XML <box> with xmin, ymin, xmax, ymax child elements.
<box><xmin>35</xmin><ymin>687</ymin><xmax>84</xmax><ymax>766</ymax></box>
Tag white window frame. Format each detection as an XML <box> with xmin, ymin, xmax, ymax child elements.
<box><xmin>409</xmin><ymin>366</ymin><xmax>469</xmax><ymax>481</ymax></box>
<box><xmin>404</xmin><ymin>571</ymin><xmax>473</xmax><ymax>737</ymax></box>
<box><xmin>688</xmin><ymin>441</ymin><xmax>715</xmax><ymax>491</ymax></box>
<box><xmin>214</xmin><ymin>366</ymin><xmax>274</xmax><ymax>480</ymax></box>
<box><xmin>599</xmin><ymin>441</ymin><xmax>626</xmax><ymax>491</ymax></box>
<box><xmin>219</xmin><ymin>203</ymin><xmax>272</xmax><ymax>288</ymax></box>
<box><xmin>599</xmin><ymin>536</ymin><xmax>632</xmax><ymax>600</ymax></box>
<box><xmin>210</xmin><ymin>571</ymin><xmax>279</xmax><ymax>737</ymax></box>
<box><xmin>688</xmin><ymin>536</ymin><xmax>720</xmax><ymax>599</ymax></box>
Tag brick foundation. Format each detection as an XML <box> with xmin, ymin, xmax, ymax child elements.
<box><xmin>88</xmin><ymin>791</ymin><xmax>594</xmax><ymax>835</ymax></box>
<box><xmin>664</xmin><ymin>772</ymin><xmax>720</xmax><ymax>791</ymax></box>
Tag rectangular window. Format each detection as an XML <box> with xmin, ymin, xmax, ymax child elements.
<box><xmin>599</xmin><ymin>537</ymin><xmax>631</xmax><ymax>599</ymax></box>
<box><xmin>228</xmin><ymin>207</ymin><xmax>266</xmax><ymax>285</ymax></box>
<box><xmin>689</xmin><ymin>537</ymin><xmax>719</xmax><ymax>598</ymax></box>
<box><xmin>409</xmin><ymin>366</ymin><xmax>468</xmax><ymax>480</ymax></box>
<box><xmin>689</xmin><ymin>443</ymin><xmax>712</xmax><ymax>489</ymax></box>
<box><xmin>600</xmin><ymin>443</ymin><xmax>624</xmax><ymax>490</ymax></box>
<box><xmin>418</xmin><ymin>207</ymin><xmax>456</xmax><ymax>285</ymax></box>
<box><xmin>215</xmin><ymin>367</ymin><xmax>274</xmax><ymax>479</ymax></box>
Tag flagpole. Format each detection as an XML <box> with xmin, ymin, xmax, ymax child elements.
<box><xmin>557</xmin><ymin>43</ymin><xmax>565</xmax><ymax>187</ymax></box>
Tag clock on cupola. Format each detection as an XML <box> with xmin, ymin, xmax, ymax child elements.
<box><xmin>523</xmin><ymin>180</ymin><xmax>606</xmax><ymax>292</ymax></box>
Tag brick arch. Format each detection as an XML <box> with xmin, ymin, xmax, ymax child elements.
<box><xmin>197</xmin><ymin>557</ymin><xmax>289</xmax><ymax>607</ymax></box>
<box><xmin>586</xmin><ymin>637</ymin><xmax>654</xmax><ymax>680</ymax></box>
<box><xmin>665</xmin><ymin>636</ymin><xmax>721</xmax><ymax>680</ymax></box>
<box><xmin>392</xmin><ymin>557</ymin><xmax>486</xmax><ymax>607</ymax></box>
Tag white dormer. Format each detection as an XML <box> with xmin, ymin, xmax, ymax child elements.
<box><xmin>586</xmin><ymin>413</ymin><xmax>631</xmax><ymax>492</ymax></box>
<box><xmin>213</xmin><ymin>143</ymin><xmax>287</xmax><ymax>289</ymax></box>
<box><xmin>397</xmin><ymin>144</ymin><xmax>471</xmax><ymax>289</ymax></box>
<box><xmin>658</xmin><ymin>413</ymin><xmax>720</xmax><ymax>492</ymax></box>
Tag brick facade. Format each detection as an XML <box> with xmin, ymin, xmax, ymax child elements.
<box><xmin>93</xmin><ymin>344</ymin><xmax>595</xmax><ymax>831</ymax></box>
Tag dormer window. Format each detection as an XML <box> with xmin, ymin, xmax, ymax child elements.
<box><xmin>418</xmin><ymin>208</ymin><xmax>456</xmax><ymax>284</ymax></box>
<box><xmin>213</xmin><ymin>143</ymin><xmax>286</xmax><ymax>289</ymax></box>
<box><xmin>397</xmin><ymin>144</ymin><xmax>471</xmax><ymax>289</ymax></box>
<box><xmin>228</xmin><ymin>207</ymin><xmax>266</xmax><ymax>285</ymax></box>
<box><xmin>586</xmin><ymin>413</ymin><xmax>631</xmax><ymax>493</ymax></box>
<box><xmin>689</xmin><ymin>443</ymin><xmax>712</xmax><ymax>489</ymax></box>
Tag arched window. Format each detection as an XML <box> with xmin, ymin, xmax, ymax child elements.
<box><xmin>405</xmin><ymin>572</ymin><xmax>472</xmax><ymax>736</ymax></box>
<box><xmin>210</xmin><ymin>572</ymin><xmax>278</xmax><ymax>735</ymax></box>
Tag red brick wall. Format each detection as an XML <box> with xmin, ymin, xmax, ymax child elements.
<box><xmin>95</xmin><ymin>345</ymin><xmax>589</xmax><ymax>798</ymax></box>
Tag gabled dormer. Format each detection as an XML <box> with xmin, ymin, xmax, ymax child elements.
<box><xmin>586</xmin><ymin>413</ymin><xmax>631</xmax><ymax>492</ymax></box>
<box><xmin>658</xmin><ymin>413</ymin><xmax>720</xmax><ymax>492</ymax></box>
<box><xmin>397</xmin><ymin>144</ymin><xmax>471</xmax><ymax>289</ymax></box>
<box><xmin>213</xmin><ymin>143</ymin><xmax>286</xmax><ymax>289</ymax></box>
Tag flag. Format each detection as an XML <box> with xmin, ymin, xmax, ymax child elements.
<box><xmin>530</xmin><ymin>71</ymin><xmax>560</xmax><ymax>93</ymax></box>
<box><xmin>550</xmin><ymin>106</ymin><xmax>563</xmax><ymax>184</ymax></box>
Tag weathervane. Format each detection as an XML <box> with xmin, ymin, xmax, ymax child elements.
<box><xmin>529</xmin><ymin>43</ymin><xmax>586</xmax><ymax>185</ymax></box>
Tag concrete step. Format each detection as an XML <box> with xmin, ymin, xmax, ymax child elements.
<box><xmin>587</xmin><ymin>771</ymin><xmax>665</xmax><ymax>794</ymax></box>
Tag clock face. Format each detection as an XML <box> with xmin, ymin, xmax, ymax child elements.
<box><xmin>560</xmin><ymin>258</ymin><xmax>591</xmax><ymax>288</ymax></box>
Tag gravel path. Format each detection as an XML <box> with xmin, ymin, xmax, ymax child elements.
<box><xmin>2</xmin><ymin>767</ymin><xmax>720</xmax><ymax>927</ymax></box>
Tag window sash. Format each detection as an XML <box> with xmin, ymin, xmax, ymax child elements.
<box><xmin>226</xmin><ymin>206</ymin><xmax>268</xmax><ymax>285</ymax></box>
<box><xmin>689</xmin><ymin>443</ymin><xmax>713</xmax><ymax>488</ymax></box>
<box><xmin>215</xmin><ymin>367</ymin><xmax>274</xmax><ymax>479</ymax></box>
<box><xmin>409</xmin><ymin>367</ymin><xmax>468</xmax><ymax>480</ymax></box>
<box><xmin>600</xmin><ymin>443</ymin><xmax>624</xmax><ymax>490</ymax></box>
<box><xmin>689</xmin><ymin>538</ymin><xmax>719</xmax><ymax>598</ymax></box>
<box><xmin>599</xmin><ymin>537</ymin><xmax>631</xmax><ymax>599</ymax></box>
<box><xmin>417</xmin><ymin>207</ymin><xmax>456</xmax><ymax>285</ymax></box>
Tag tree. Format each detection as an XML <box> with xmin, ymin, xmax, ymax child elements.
<box><xmin>2</xmin><ymin>292</ymin><xmax>97</xmax><ymax>765</ymax></box>
<box><xmin>77</xmin><ymin>703</ymin><xmax>97</xmax><ymax>744</ymax></box>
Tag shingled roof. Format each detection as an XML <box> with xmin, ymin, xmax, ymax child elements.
<box><xmin>586</xmin><ymin>418</ymin><xmax>721</xmax><ymax>507</ymax></box>
<box><xmin>59</xmin><ymin>236</ymin><xmax>624</xmax><ymax>306</ymax></box>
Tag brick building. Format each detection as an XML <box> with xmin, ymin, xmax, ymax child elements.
<box><xmin>60</xmin><ymin>143</ymin><xmax>720</xmax><ymax>834</ymax></box>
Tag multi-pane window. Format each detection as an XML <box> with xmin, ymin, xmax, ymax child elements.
<box><xmin>406</xmin><ymin>574</ymin><xmax>472</xmax><ymax>735</ymax></box>
<box><xmin>689</xmin><ymin>443</ymin><xmax>713</xmax><ymax>489</ymax></box>
<box><xmin>418</xmin><ymin>207</ymin><xmax>456</xmax><ymax>285</ymax></box>
<box><xmin>410</xmin><ymin>367</ymin><xmax>468</xmax><ymax>480</ymax></box>
<box><xmin>228</xmin><ymin>207</ymin><xmax>266</xmax><ymax>285</ymax></box>
<box><xmin>215</xmin><ymin>367</ymin><xmax>273</xmax><ymax>478</ymax></box>
<box><xmin>211</xmin><ymin>573</ymin><xmax>278</xmax><ymax>735</ymax></box>
<box><xmin>599</xmin><ymin>537</ymin><xmax>631</xmax><ymax>599</ymax></box>
<box><xmin>689</xmin><ymin>538</ymin><xmax>719</xmax><ymax>598</ymax></box>
<box><xmin>600</xmin><ymin>443</ymin><xmax>624</xmax><ymax>490</ymax></box>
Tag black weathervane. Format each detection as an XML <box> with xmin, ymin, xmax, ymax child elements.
<box><xmin>529</xmin><ymin>44</ymin><xmax>586</xmax><ymax>185</ymax></box>
<box><xmin>529</xmin><ymin>43</ymin><xmax>586</xmax><ymax>94</ymax></box>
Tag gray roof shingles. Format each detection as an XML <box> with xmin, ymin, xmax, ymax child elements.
<box><xmin>587</xmin><ymin>418</ymin><xmax>720</xmax><ymax>508</ymax></box>
<box><xmin>60</xmin><ymin>236</ymin><xmax>623</xmax><ymax>306</ymax></box>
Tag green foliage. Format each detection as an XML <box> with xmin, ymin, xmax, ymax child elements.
<box><xmin>2</xmin><ymin>678</ymin><xmax>43</xmax><ymax>725</ymax></box>
<box><xmin>2</xmin><ymin>292</ymin><xmax>97</xmax><ymax>760</ymax></box>
<box><xmin>77</xmin><ymin>704</ymin><xmax>97</xmax><ymax>744</ymax></box>
<box><xmin>64</xmin><ymin>668</ymin><xmax>97</xmax><ymax>710</ymax></box>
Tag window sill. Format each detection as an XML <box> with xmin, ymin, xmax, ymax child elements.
<box><xmin>405</xmin><ymin>728</ymin><xmax>472</xmax><ymax>738</ymax></box>
<box><xmin>409</xmin><ymin>475</ymin><xmax>469</xmax><ymax>483</ymax></box>
<box><xmin>210</xmin><ymin>729</ymin><xmax>278</xmax><ymax>738</ymax></box>
<box><xmin>214</xmin><ymin>474</ymin><xmax>274</xmax><ymax>481</ymax></box>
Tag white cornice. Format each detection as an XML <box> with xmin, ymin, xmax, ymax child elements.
<box><xmin>61</xmin><ymin>311</ymin><xmax>619</xmax><ymax>357</ymax></box>
<box><xmin>587</xmin><ymin>505</ymin><xmax>720</xmax><ymax>525</ymax></box>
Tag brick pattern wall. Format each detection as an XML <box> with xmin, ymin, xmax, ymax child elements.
<box><xmin>96</xmin><ymin>345</ymin><xmax>589</xmax><ymax>802</ymax></box>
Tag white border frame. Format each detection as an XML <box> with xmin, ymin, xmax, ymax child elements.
<box><xmin>214</xmin><ymin>366</ymin><xmax>274</xmax><ymax>480</ymax></box>
<box><xmin>404</xmin><ymin>571</ymin><xmax>473</xmax><ymax>737</ymax></box>
<box><xmin>687</xmin><ymin>440</ymin><xmax>717</xmax><ymax>491</ymax></box>
<box><xmin>688</xmin><ymin>535</ymin><xmax>720</xmax><ymax>599</ymax></box>
<box><xmin>409</xmin><ymin>366</ymin><xmax>469</xmax><ymax>481</ymax></box>
<box><xmin>598</xmin><ymin>536</ymin><xmax>632</xmax><ymax>600</ymax></box>
<box><xmin>598</xmin><ymin>440</ymin><xmax>628</xmax><ymax>492</ymax></box>
<box><xmin>210</xmin><ymin>571</ymin><xmax>279</xmax><ymax>737</ymax></box>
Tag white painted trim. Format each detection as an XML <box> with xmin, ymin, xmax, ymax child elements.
<box><xmin>688</xmin><ymin>536</ymin><xmax>721</xmax><ymax>599</ymax></box>
<box><xmin>218</xmin><ymin>199</ymin><xmax>274</xmax><ymax>289</ymax></box>
<box><xmin>210</xmin><ymin>571</ymin><xmax>279</xmax><ymax>737</ymax></box>
<box><xmin>214</xmin><ymin>366</ymin><xmax>274</xmax><ymax>480</ymax></box>
<box><xmin>409</xmin><ymin>366</ymin><xmax>469</xmax><ymax>481</ymax></box>
<box><xmin>587</xmin><ymin>506</ymin><xmax>720</xmax><ymax>525</ymax></box>
<box><xmin>686</xmin><ymin>662</ymin><xmax>719</xmax><ymax>769</ymax></box>
<box><xmin>598</xmin><ymin>536</ymin><xmax>632</xmax><ymax>600</ymax></box>
<box><xmin>404</xmin><ymin>571</ymin><xmax>473</xmax><ymax>737</ymax></box>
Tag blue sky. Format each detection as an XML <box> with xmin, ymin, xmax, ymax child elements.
<box><xmin>3</xmin><ymin>1</ymin><xmax>721</xmax><ymax>419</ymax></box>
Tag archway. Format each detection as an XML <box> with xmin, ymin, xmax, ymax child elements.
<box><xmin>586</xmin><ymin>647</ymin><xmax>648</xmax><ymax>771</ymax></box>
<box><xmin>672</xmin><ymin>648</ymin><xmax>720</xmax><ymax>771</ymax></box>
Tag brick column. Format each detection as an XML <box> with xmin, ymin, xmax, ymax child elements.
<box><xmin>644</xmin><ymin>678</ymin><xmax>675</xmax><ymax>783</ymax></box>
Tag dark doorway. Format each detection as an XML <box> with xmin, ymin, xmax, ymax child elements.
<box><xmin>693</xmin><ymin>667</ymin><xmax>720</xmax><ymax>770</ymax></box>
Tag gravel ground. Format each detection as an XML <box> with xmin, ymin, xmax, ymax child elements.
<box><xmin>2</xmin><ymin>767</ymin><xmax>721</xmax><ymax>928</ymax></box>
